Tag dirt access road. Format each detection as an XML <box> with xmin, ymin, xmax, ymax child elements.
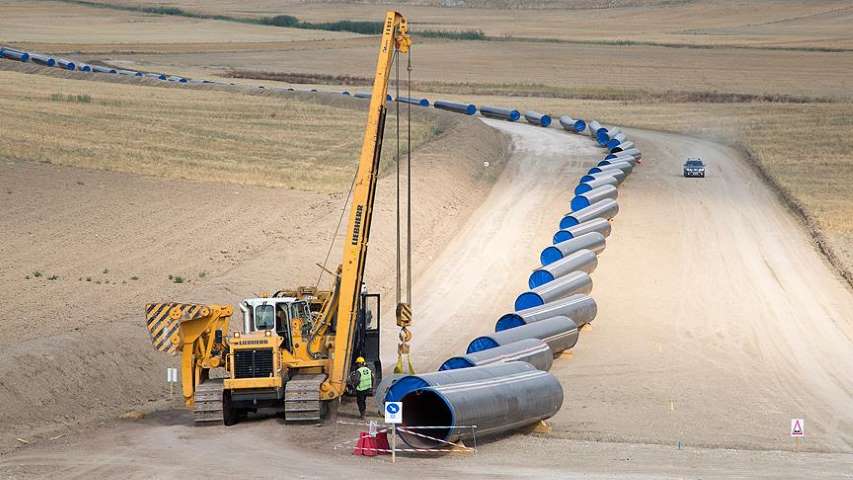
<box><xmin>2</xmin><ymin>122</ymin><xmax>852</xmax><ymax>478</ymax></box>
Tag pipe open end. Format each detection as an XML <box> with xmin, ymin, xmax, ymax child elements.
<box><xmin>528</xmin><ymin>270</ymin><xmax>555</xmax><ymax>289</ymax></box>
<box><xmin>515</xmin><ymin>292</ymin><xmax>544</xmax><ymax>311</ymax></box>
<box><xmin>540</xmin><ymin>246</ymin><xmax>563</xmax><ymax>265</ymax></box>
<box><xmin>386</xmin><ymin>376</ymin><xmax>429</xmax><ymax>402</ymax></box>
<box><xmin>438</xmin><ymin>357</ymin><xmax>475</xmax><ymax>371</ymax></box>
<box><xmin>400</xmin><ymin>389</ymin><xmax>454</xmax><ymax>448</ymax></box>
<box><xmin>553</xmin><ymin>230</ymin><xmax>572</xmax><ymax>244</ymax></box>
<box><xmin>467</xmin><ymin>336</ymin><xmax>500</xmax><ymax>353</ymax></box>
<box><xmin>494</xmin><ymin>316</ymin><xmax>526</xmax><ymax>332</ymax></box>
<box><xmin>570</xmin><ymin>197</ymin><xmax>590</xmax><ymax>211</ymax></box>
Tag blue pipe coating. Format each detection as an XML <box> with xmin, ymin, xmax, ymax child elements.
<box><xmin>384</xmin><ymin>361</ymin><xmax>536</xmax><ymax>403</ymax></box>
<box><xmin>0</xmin><ymin>48</ymin><xmax>30</xmax><ymax>62</ymax></box>
<box><xmin>479</xmin><ymin>105</ymin><xmax>521</xmax><ymax>122</ymax></box>
<box><xmin>29</xmin><ymin>53</ymin><xmax>56</xmax><ymax>67</ymax></box>
<box><xmin>525</xmin><ymin>111</ymin><xmax>552</xmax><ymax>127</ymax></box>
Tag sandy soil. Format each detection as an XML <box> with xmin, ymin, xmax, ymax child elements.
<box><xmin>2</xmin><ymin>120</ymin><xmax>851</xmax><ymax>478</ymax></box>
<box><xmin>0</xmin><ymin>111</ymin><xmax>507</xmax><ymax>454</ymax></box>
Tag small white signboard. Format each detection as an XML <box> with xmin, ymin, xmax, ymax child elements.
<box><xmin>790</xmin><ymin>418</ymin><xmax>804</xmax><ymax>437</ymax></box>
<box><xmin>167</xmin><ymin>367</ymin><xmax>178</xmax><ymax>383</ymax></box>
<box><xmin>385</xmin><ymin>401</ymin><xmax>402</xmax><ymax>424</ymax></box>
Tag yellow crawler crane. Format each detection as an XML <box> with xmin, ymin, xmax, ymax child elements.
<box><xmin>144</xmin><ymin>11</ymin><xmax>411</xmax><ymax>425</ymax></box>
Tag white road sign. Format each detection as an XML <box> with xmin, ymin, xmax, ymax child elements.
<box><xmin>385</xmin><ymin>401</ymin><xmax>402</xmax><ymax>424</ymax></box>
<box><xmin>167</xmin><ymin>367</ymin><xmax>178</xmax><ymax>383</ymax></box>
<box><xmin>790</xmin><ymin>418</ymin><xmax>804</xmax><ymax>437</ymax></box>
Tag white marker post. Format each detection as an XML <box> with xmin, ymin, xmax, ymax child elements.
<box><xmin>790</xmin><ymin>418</ymin><xmax>804</xmax><ymax>450</ymax></box>
<box><xmin>167</xmin><ymin>367</ymin><xmax>178</xmax><ymax>397</ymax></box>
<box><xmin>385</xmin><ymin>401</ymin><xmax>402</xmax><ymax>463</ymax></box>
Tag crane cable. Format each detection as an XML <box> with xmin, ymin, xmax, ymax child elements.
<box><xmin>394</xmin><ymin>45</ymin><xmax>415</xmax><ymax>375</ymax></box>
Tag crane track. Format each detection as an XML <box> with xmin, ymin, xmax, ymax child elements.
<box><xmin>193</xmin><ymin>378</ymin><xmax>224</xmax><ymax>424</ymax></box>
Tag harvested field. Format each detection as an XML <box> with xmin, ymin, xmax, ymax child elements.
<box><xmin>0</xmin><ymin>66</ymin><xmax>436</xmax><ymax>191</ymax></box>
<box><xmin>67</xmin><ymin>0</ymin><xmax>853</xmax><ymax>49</ymax></box>
<box><xmin>0</xmin><ymin>0</ymin><xmax>357</xmax><ymax>45</ymax></box>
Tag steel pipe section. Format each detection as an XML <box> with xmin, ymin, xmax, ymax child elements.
<box><xmin>92</xmin><ymin>65</ymin><xmax>117</xmax><ymax>74</ymax></box>
<box><xmin>0</xmin><ymin>48</ymin><xmax>29</xmax><ymax>62</ymax></box>
<box><xmin>57</xmin><ymin>58</ymin><xmax>76</xmax><ymax>70</ymax></box>
<box><xmin>529</xmin><ymin>249</ymin><xmax>598</xmax><ymax>288</ymax></box>
<box><xmin>588</xmin><ymin>161</ymin><xmax>634</xmax><ymax>176</ymax></box>
<box><xmin>496</xmin><ymin>296</ymin><xmax>595</xmax><ymax>331</ymax></box>
<box><xmin>588</xmin><ymin>120</ymin><xmax>605</xmax><ymax>139</ymax></box>
<box><xmin>553</xmin><ymin>217</ymin><xmax>612</xmax><ymax>244</ymax></box>
<box><xmin>559</xmin><ymin>199</ymin><xmax>619</xmax><ymax>229</ymax></box>
<box><xmin>384</xmin><ymin>361</ymin><xmax>537</xmax><ymax>403</ymax></box>
<box><xmin>78</xmin><ymin>64</ymin><xmax>92</xmax><ymax>72</ymax></box>
<box><xmin>524</xmin><ymin>111</ymin><xmax>552</xmax><ymax>127</ymax></box>
<box><xmin>610</xmin><ymin>140</ymin><xmax>635</xmax><ymax>153</ymax></box>
<box><xmin>516</xmin><ymin>271</ymin><xmax>592</xmax><ymax>310</ymax></box>
<box><xmin>477</xmin><ymin>315</ymin><xmax>580</xmax><ymax>353</ymax></box>
<box><xmin>354</xmin><ymin>91</ymin><xmax>393</xmax><ymax>101</ymax></box>
<box><xmin>397</xmin><ymin>95</ymin><xmax>430</xmax><ymax>107</ymax></box>
<box><xmin>540</xmin><ymin>231</ymin><xmax>605</xmax><ymax>265</ymax></box>
<box><xmin>439</xmin><ymin>338</ymin><xmax>553</xmax><ymax>372</ymax></box>
<box><xmin>559</xmin><ymin>115</ymin><xmax>586</xmax><ymax>134</ymax></box>
<box><xmin>29</xmin><ymin>53</ymin><xmax>56</xmax><ymax>67</ymax></box>
<box><xmin>399</xmin><ymin>367</ymin><xmax>563</xmax><ymax>448</ymax></box>
<box><xmin>434</xmin><ymin>100</ymin><xmax>477</xmax><ymax>115</ymax></box>
<box><xmin>581</xmin><ymin>169</ymin><xmax>625</xmax><ymax>185</ymax></box>
<box><xmin>479</xmin><ymin>105</ymin><xmax>521</xmax><ymax>122</ymax></box>
<box><xmin>607</xmin><ymin>147</ymin><xmax>642</xmax><ymax>160</ymax></box>
<box><xmin>575</xmin><ymin>175</ymin><xmax>618</xmax><ymax>195</ymax></box>
<box><xmin>146</xmin><ymin>72</ymin><xmax>167</xmax><ymax>80</ymax></box>
<box><xmin>571</xmin><ymin>184</ymin><xmax>618</xmax><ymax>211</ymax></box>
<box><xmin>606</xmin><ymin>132</ymin><xmax>627</xmax><ymax>149</ymax></box>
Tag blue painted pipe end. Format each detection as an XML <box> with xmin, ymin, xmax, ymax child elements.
<box><xmin>574</xmin><ymin>183</ymin><xmax>593</xmax><ymax>195</ymax></box>
<box><xmin>341</xmin><ymin>91</ymin><xmax>350</xmax><ymax>96</ymax></box>
<box><xmin>79</xmin><ymin>65</ymin><xmax>91</xmax><ymax>72</ymax></box>
<box><xmin>495</xmin><ymin>315</ymin><xmax>526</xmax><ymax>332</ymax></box>
<box><xmin>570</xmin><ymin>197</ymin><xmax>591</xmax><ymax>211</ymax></box>
<box><xmin>529</xmin><ymin>269</ymin><xmax>556</xmax><ymax>289</ymax></box>
<box><xmin>385</xmin><ymin>376</ymin><xmax>429</xmax><ymax>403</ymax></box>
<box><xmin>467</xmin><ymin>336</ymin><xmax>500</xmax><ymax>353</ymax></box>
<box><xmin>605</xmin><ymin>153</ymin><xmax>618</xmax><ymax>160</ymax></box>
<box><xmin>438</xmin><ymin>357</ymin><xmax>475</xmax><ymax>371</ymax></box>
<box><xmin>574</xmin><ymin>119</ymin><xmax>586</xmax><ymax>133</ymax></box>
<box><xmin>607</xmin><ymin>138</ymin><xmax>621</xmax><ymax>149</ymax></box>
<box><xmin>540</xmin><ymin>245</ymin><xmax>563</xmax><ymax>265</ymax></box>
<box><xmin>553</xmin><ymin>229</ymin><xmax>573</xmax><ymax>244</ymax></box>
<box><xmin>597</xmin><ymin>160</ymin><xmax>613</xmax><ymax>167</ymax></box>
<box><xmin>610</xmin><ymin>146</ymin><xmax>624</xmax><ymax>153</ymax></box>
<box><xmin>580</xmin><ymin>174</ymin><xmax>596</xmax><ymax>183</ymax></box>
<box><xmin>559</xmin><ymin>214</ymin><xmax>580</xmax><ymax>230</ymax></box>
<box><xmin>588</xmin><ymin>167</ymin><xmax>604</xmax><ymax>175</ymax></box>
<box><xmin>515</xmin><ymin>292</ymin><xmax>545</xmax><ymax>311</ymax></box>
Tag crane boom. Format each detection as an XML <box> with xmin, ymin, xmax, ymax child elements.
<box><xmin>323</xmin><ymin>11</ymin><xmax>410</xmax><ymax>399</ymax></box>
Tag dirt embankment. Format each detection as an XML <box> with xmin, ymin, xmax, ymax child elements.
<box><xmin>0</xmin><ymin>68</ymin><xmax>510</xmax><ymax>453</ymax></box>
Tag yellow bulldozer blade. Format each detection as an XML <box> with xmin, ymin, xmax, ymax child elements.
<box><xmin>144</xmin><ymin>302</ymin><xmax>209</xmax><ymax>354</ymax></box>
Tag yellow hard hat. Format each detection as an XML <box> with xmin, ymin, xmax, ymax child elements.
<box><xmin>356</xmin><ymin>357</ymin><xmax>365</xmax><ymax>364</ymax></box>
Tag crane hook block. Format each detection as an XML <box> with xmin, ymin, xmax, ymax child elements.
<box><xmin>396</xmin><ymin>302</ymin><xmax>412</xmax><ymax>328</ymax></box>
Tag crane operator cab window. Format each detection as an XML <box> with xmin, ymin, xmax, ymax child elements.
<box><xmin>254</xmin><ymin>304</ymin><xmax>275</xmax><ymax>331</ymax></box>
<box><xmin>274</xmin><ymin>304</ymin><xmax>293</xmax><ymax>351</ymax></box>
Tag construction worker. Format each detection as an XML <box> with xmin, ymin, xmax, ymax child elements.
<box><xmin>354</xmin><ymin>357</ymin><xmax>373</xmax><ymax>419</ymax></box>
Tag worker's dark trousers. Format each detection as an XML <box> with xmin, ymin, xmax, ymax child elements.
<box><xmin>356</xmin><ymin>390</ymin><xmax>368</xmax><ymax>417</ymax></box>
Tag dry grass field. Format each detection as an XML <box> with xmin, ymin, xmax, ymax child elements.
<box><xmin>0</xmin><ymin>68</ymin><xmax>436</xmax><ymax>192</ymax></box>
<box><xmin>69</xmin><ymin>0</ymin><xmax>853</xmax><ymax>49</ymax></box>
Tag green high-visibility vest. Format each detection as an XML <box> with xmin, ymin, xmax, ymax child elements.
<box><xmin>356</xmin><ymin>366</ymin><xmax>373</xmax><ymax>391</ymax></box>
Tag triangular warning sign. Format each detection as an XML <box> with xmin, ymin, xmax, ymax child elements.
<box><xmin>790</xmin><ymin>418</ymin><xmax>804</xmax><ymax>437</ymax></box>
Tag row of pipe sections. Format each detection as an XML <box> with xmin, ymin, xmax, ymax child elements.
<box><xmin>376</xmin><ymin>124</ymin><xmax>642</xmax><ymax>449</ymax></box>
<box><xmin>0</xmin><ymin>46</ymin><xmax>631</xmax><ymax>150</ymax></box>
<box><xmin>1</xmin><ymin>44</ymin><xmax>642</xmax><ymax>450</ymax></box>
